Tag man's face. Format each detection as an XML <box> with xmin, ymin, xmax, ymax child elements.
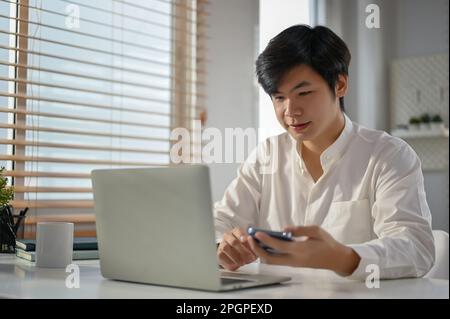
<box><xmin>271</xmin><ymin>64</ymin><xmax>346</xmax><ymax>143</ymax></box>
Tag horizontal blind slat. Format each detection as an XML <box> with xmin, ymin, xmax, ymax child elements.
<box><xmin>0</xmin><ymin>107</ymin><xmax>205</xmax><ymax>137</ymax></box>
<box><xmin>11</xmin><ymin>200</ymin><xmax>94</xmax><ymax>209</ymax></box>
<box><xmin>4</xmin><ymin>170</ymin><xmax>92</xmax><ymax>178</ymax></box>
<box><xmin>23</xmin><ymin>214</ymin><xmax>95</xmax><ymax>224</ymax></box>
<box><xmin>0</xmin><ymin>139</ymin><xmax>170</xmax><ymax>154</ymax></box>
<box><xmin>0</xmin><ymin>155</ymin><xmax>168</xmax><ymax>166</ymax></box>
<box><xmin>0</xmin><ymin>123</ymin><xmax>178</xmax><ymax>143</ymax></box>
<box><xmin>22</xmin><ymin>230</ymin><xmax>96</xmax><ymax>239</ymax></box>
<box><xmin>10</xmin><ymin>186</ymin><xmax>92</xmax><ymax>193</ymax></box>
<box><xmin>0</xmin><ymin>106</ymin><xmax>175</xmax><ymax>130</ymax></box>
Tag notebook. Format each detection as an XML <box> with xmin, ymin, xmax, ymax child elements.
<box><xmin>16</xmin><ymin>249</ymin><xmax>99</xmax><ymax>262</ymax></box>
<box><xmin>16</xmin><ymin>237</ymin><xmax>98</xmax><ymax>251</ymax></box>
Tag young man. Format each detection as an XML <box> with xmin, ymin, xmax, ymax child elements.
<box><xmin>214</xmin><ymin>25</ymin><xmax>435</xmax><ymax>280</ymax></box>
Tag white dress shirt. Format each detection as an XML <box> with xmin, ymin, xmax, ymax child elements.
<box><xmin>214</xmin><ymin>113</ymin><xmax>435</xmax><ymax>280</ymax></box>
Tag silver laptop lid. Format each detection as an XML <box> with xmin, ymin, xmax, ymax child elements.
<box><xmin>91</xmin><ymin>165</ymin><xmax>222</xmax><ymax>290</ymax></box>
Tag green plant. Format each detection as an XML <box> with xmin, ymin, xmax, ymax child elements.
<box><xmin>420</xmin><ymin>113</ymin><xmax>431</xmax><ymax>123</ymax></box>
<box><xmin>431</xmin><ymin>114</ymin><xmax>443</xmax><ymax>123</ymax></box>
<box><xmin>409</xmin><ymin>117</ymin><xmax>420</xmax><ymax>125</ymax></box>
<box><xmin>0</xmin><ymin>167</ymin><xmax>14</xmax><ymax>208</ymax></box>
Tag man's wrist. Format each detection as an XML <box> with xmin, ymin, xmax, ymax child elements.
<box><xmin>334</xmin><ymin>245</ymin><xmax>361</xmax><ymax>276</ymax></box>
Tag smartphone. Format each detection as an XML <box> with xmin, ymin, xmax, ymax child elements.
<box><xmin>247</xmin><ymin>226</ymin><xmax>293</xmax><ymax>254</ymax></box>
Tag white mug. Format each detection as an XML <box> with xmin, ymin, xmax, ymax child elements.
<box><xmin>35</xmin><ymin>222</ymin><xmax>74</xmax><ymax>268</ymax></box>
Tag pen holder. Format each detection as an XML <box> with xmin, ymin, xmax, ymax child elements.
<box><xmin>0</xmin><ymin>204</ymin><xmax>16</xmax><ymax>253</ymax></box>
<box><xmin>0</xmin><ymin>205</ymin><xmax>28</xmax><ymax>253</ymax></box>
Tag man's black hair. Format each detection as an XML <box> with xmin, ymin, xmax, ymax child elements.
<box><xmin>256</xmin><ymin>24</ymin><xmax>351</xmax><ymax>112</ymax></box>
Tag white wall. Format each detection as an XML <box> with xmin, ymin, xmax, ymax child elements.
<box><xmin>392</xmin><ymin>0</ymin><xmax>449</xmax><ymax>58</ymax></box>
<box><xmin>320</xmin><ymin>0</ymin><xmax>395</xmax><ymax>131</ymax></box>
<box><xmin>391</xmin><ymin>0</ymin><xmax>449</xmax><ymax>232</ymax></box>
<box><xmin>320</xmin><ymin>0</ymin><xmax>449</xmax><ymax>231</ymax></box>
<box><xmin>205</xmin><ymin>0</ymin><xmax>259</xmax><ymax>202</ymax></box>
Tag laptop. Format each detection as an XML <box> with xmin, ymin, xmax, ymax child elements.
<box><xmin>91</xmin><ymin>165</ymin><xmax>291</xmax><ymax>291</ymax></box>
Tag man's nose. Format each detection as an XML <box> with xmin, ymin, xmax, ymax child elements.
<box><xmin>284</xmin><ymin>99</ymin><xmax>302</xmax><ymax>117</ymax></box>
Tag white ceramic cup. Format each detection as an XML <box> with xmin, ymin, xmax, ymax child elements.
<box><xmin>35</xmin><ymin>222</ymin><xmax>74</xmax><ymax>268</ymax></box>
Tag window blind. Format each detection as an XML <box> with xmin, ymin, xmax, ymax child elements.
<box><xmin>0</xmin><ymin>0</ymin><xmax>208</xmax><ymax>238</ymax></box>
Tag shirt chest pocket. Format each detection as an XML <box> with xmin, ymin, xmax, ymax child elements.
<box><xmin>321</xmin><ymin>199</ymin><xmax>373</xmax><ymax>244</ymax></box>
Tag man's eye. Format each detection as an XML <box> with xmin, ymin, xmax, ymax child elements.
<box><xmin>274</xmin><ymin>96</ymin><xmax>285</xmax><ymax>102</ymax></box>
<box><xmin>298</xmin><ymin>91</ymin><xmax>312</xmax><ymax>96</ymax></box>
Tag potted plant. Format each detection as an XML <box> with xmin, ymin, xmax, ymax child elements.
<box><xmin>0</xmin><ymin>167</ymin><xmax>15</xmax><ymax>253</ymax></box>
<box><xmin>420</xmin><ymin>113</ymin><xmax>431</xmax><ymax>130</ymax></box>
<box><xmin>409</xmin><ymin>117</ymin><xmax>420</xmax><ymax>131</ymax></box>
<box><xmin>431</xmin><ymin>114</ymin><xmax>445</xmax><ymax>132</ymax></box>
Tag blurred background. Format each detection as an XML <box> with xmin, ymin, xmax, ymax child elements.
<box><xmin>205</xmin><ymin>0</ymin><xmax>449</xmax><ymax>231</ymax></box>
<box><xmin>1</xmin><ymin>0</ymin><xmax>448</xmax><ymax>238</ymax></box>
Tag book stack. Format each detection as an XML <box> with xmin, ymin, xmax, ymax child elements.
<box><xmin>15</xmin><ymin>237</ymin><xmax>99</xmax><ymax>262</ymax></box>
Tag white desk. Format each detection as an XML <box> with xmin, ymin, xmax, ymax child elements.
<box><xmin>0</xmin><ymin>254</ymin><xmax>448</xmax><ymax>299</ymax></box>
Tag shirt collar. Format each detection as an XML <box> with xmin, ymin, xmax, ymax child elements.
<box><xmin>319</xmin><ymin>112</ymin><xmax>354</xmax><ymax>170</ymax></box>
<box><xmin>294</xmin><ymin>113</ymin><xmax>354</xmax><ymax>174</ymax></box>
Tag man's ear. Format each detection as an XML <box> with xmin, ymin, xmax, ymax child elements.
<box><xmin>335</xmin><ymin>74</ymin><xmax>348</xmax><ymax>98</ymax></box>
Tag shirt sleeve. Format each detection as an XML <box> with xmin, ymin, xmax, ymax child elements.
<box><xmin>213</xmin><ymin>146</ymin><xmax>263</xmax><ymax>243</ymax></box>
<box><xmin>346</xmin><ymin>141</ymin><xmax>435</xmax><ymax>280</ymax></box>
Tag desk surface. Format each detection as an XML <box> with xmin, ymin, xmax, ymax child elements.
<box><xmin>0</xmin><ymin>254</ymin><xmax>448</xmax><ymax>299</ymax></box>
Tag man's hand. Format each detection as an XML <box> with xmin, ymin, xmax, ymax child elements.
<box><xmin>247</xmin><ymin>225</ymin><xmax>361</xmax><ymax>276</ymax></box>
<box><xmin>217</xmin><ymin>228</ymin><xmax>258</xmax><ymax>271</ymax></box>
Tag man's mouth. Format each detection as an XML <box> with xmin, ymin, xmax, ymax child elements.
<box><xmin>289</xmin><ymin>121</ymin><xmax>311</xmax><ymax>132</ymax></box>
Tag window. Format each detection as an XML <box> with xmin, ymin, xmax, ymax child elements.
<box><xmin>0</xmin><ymin>0</ymin><xmax>208</xmax><ymax>238</ymax></box>
<box><xmin>258</xmin><ymin>0</ymin><xmax>312</xmax><ymax>141</ymax></box>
